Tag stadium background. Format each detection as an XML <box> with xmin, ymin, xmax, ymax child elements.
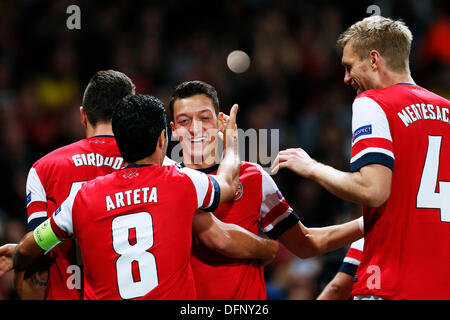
<box><xmin>0</xmin><ymin>0</ymin><xmax>449</xmax><ymax>299</ymax></box>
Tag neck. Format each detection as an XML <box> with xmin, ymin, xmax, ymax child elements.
<box><xmin>134</xmin><ymin>153</ymin><xmax>162</xmax><ymax>166</ymax></box>
<box><xmin>380</xmin><ymin>69</ymin><xmax>415</xmax><ymax>88</ymax></box>
<box><xmin>183</xmin><ymin>154</ymin><xmax>218</xmax><ymax>170</ymax></box>
<box><xmin>86</xmin><ymin>122</ymin><xmax>114</xmax><ymax>138</ymax></box>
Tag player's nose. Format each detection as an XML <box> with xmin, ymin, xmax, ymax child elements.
<box><xmin>344</xmin><ymin>71</ymin><xmax>352</xmax><ymax>85</ymax></box>
<box><xmin>189</xmin><ymin>119</ymin><xmax>202</xmax><ymax>136</ymax></box>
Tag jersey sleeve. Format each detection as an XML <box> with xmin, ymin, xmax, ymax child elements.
<box><xmin>33</xmin><ymin>191</ymin><xmax>77</xmax><ymax>254</ymax></box>
<box><xmin>26</xmin><ymin>167</ymin><xmax>48</xmax><ymax>231</ymax></box>
<box><xmin>338</xmin><ymin>237</ymin><xmax>364</xmax><ymax>276</ymax></box>
<box><xmin>258</xmin><ymin>166</ymin><xmax>300</xmax><ymax>239</ymax></box>
<box><xmin>179</xmin><ymin>167</ymin><xmax>220</xmax><ymax>212</ymax></box>
<box><xmin>350</xmin><ymin>97</ymin><xmax>394</xmax><ymax>172</ymax></box>
<box><xmin>49</xmin><ymin>190</ymin><xmax>78</xmax><ymax>240</ymax></box>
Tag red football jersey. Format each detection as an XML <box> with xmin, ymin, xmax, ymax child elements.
<box><xmin>349</xmin><ymin>84</ymin><xmax>450</xmax><ymax>299</ymax></box>
<box><xmin>188</xmin><ymin>162</ymin><xmax>300</xmax><ymax>299</ymax></box>
<box><xmin>50</xmin><ymin>164</ymin><xmax>220</xmax><ymax>300</ymax></box>
<box><xmin>26</xmin><ymin>135</ymin><xmax>123</xmax><ymax>300</ymax></box>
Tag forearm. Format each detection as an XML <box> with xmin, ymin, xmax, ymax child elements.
<box><xmin>309</xmin><ymin>162</ymin><xmax>368</xmax><ymax>204</ymax></box>
<box><xmin>316</xmin><ymin>272</ymin><xmax>354</xmax><ymax>300</ymax></box>
<box><xmin>194</xmin><ymin>211</ymin><xmax>278</xmax><ymax>260</ymax></box>
<box><xmin>219</xmin><ymin>224</ymin><xmax>278</xmax><ymax>260</ymax></box>
<box><xmin>216</xmin><ymin>104</ymin><xmax>240</xmax><ymax>202</ymax></box>
<box><xmin>305</xmin><ymin>218</ymin><xmax>363</xmax><ymax>256</ymax></box>
<box><xmin>279</xmin><ymin>219</ymin><xmax>363</xmax><ymax>259</ymax></box>
<box><xmin>215</xmin><ymin>149</ymin><xmax>240</xmax><ymax>203</ymax></box>
<box><xmin>13</xmin><ymin>232</ymin><xmax>44</xmax><ymax>272</ymax></box>
<box><xmin>217</xmin><ymin>136</ymin><xmax>240</xmax><ymax>184</ymax></box>
<box><xmin>309</xmin><ymin>162</ymin><xmax>390</xmax><ymax>207</ymax></box>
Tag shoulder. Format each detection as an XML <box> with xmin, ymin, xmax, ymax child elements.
<box><xmin>33</xmin><ymin>139</ymin><xmax>87</xmax><ymax>168</ymax></box>
<box><xmin>356</xmin><ymin>85</ymin><xmax>401</xmax><ymax>101</ymax></box>
<box><xmin>239</xmin><ymin>161</ymin><xmax>266</xmax><ymax>177</ymax></box>
<box><xmin>162</xmin><ymin>156</ymin><xmax>177</xmax><ymax>166</ymax></box>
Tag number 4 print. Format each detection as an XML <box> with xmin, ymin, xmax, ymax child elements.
<box><xmin>417</xmin><ymin>136</ymin><xmax>450</xmax><ymax>222</ymax></box>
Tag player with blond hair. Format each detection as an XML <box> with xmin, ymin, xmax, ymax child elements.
<box><xmin>273</xmin><ymin>16</ymin><xmax>450</xmax><ymax>299</ymax></box>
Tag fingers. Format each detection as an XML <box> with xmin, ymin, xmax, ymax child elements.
<box><xmin>0</xmin><ymin>257</ymin><xmax>13</xmax><ymax>276</ymax></box>
<box><xmin>227</xmin><ymin>104</ymin><xmax>239</xmax><ymax>129</ymax></box>
<box><xmin>219</xmin><ymin>112</ymin><xmax>230</xmax><ymax>123</ymax></box>
<box><xmin>229</xmin><ymin>104</ymin><xmax>238</xmax><ymax>119</ymax></box>
<box><xmin>271</xmin><ymin>154</ymin><xmax>290</xmax><ymax>174</ymax></box>
<box><xmin>0</xmin><ymin>244</ymin><xmax>17</xmax><ymax>257</ymax></box>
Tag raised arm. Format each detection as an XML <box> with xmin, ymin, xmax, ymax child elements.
<box><xmin>212</xmin><ymin>104</ymin><xmax>241</xmax><ymax>204</ymax></box>
<box><xmin>13</xmin><ymin>231</ymin><xmax>45</xmax><ymax>272</ymax></box>
<box><xmin>272</xmin><ymin>148</ymin><xmax>392</xmax><ymax>208</ymax></box>
<box><xmin>278</xmin><ymin>217</ymin><xmax>363</xmax><ymax>259</ymax></box>
<box><xmin>192</xmin><ymin>210</ymin><xmax>278</xmax><ymax>263</ymax></box>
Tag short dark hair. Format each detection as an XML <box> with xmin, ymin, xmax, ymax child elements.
<box><xmin>82</xmin><ymin>70</ymin><xmax>136</xmax><ymax>126</ymax></box>
<box><xmin>112</xmin><ymin>94</ymin><xmax>167</xmax><ymax>163</ymax></box>
<box><xmin>169</xmin><ymin>80</ymin><xmax>219</xmax><ymax>119</ymax></box>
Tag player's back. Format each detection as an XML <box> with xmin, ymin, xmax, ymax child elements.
<box><xmin>353</xmin><ymin>84</ymin><xmax>450</xmax><ymax>299</ymax></box>
<box><xmin>70</xmin><ymin>165</ymin><xmax>200</xmax><ymax>300</ymax></box>
<box><xmin>26</xmin><ymin>135</ymin><xmax>122</xmax><ymax>299</ymax></box>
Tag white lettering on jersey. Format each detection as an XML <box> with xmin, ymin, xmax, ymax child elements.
<box><xmin>72</xmin><ymin>153</ymin><xmax>123</xmax><ymax>169</ymax></box>
<box><xmin>106</xmin><ymin>187</ymin><xmax>158</xmax><ymax>211</ymax></box>
<box><xmin>397</xmin><ymin>104</ymin><xmax>450</xmax><ymax>127</ymax></box>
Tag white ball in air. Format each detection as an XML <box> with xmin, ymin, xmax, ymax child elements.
<box><xmin>227</xmin><ymin>50</ymin><xmax>251</xmax><ymax>74</ymax></box>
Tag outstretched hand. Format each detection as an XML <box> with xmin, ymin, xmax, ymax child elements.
<box><xmin>0</xmin><ymin>243</ymin><xmax>18</xmax><ymax>276</ymax></box>
<box><xmin>271</xmin><ymin>148</ymin><xmax>317</xmax><ymax>178</ymax></box>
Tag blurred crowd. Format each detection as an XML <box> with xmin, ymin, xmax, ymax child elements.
<box><xmin>0</xmin><ymin>0</ymin><xmax>449</xmax><ymax>299</ymax></box>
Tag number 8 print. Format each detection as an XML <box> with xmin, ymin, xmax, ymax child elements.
<box><xmin>112</xmin><ymin>212</ymin><xmax>159</xmax><ymax>299</ymax></box>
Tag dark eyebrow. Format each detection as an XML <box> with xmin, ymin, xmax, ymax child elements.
<box><xmin>176</xmin><ymin>109</ymin><xmax>214</xmax><ymax>119</ymax></box>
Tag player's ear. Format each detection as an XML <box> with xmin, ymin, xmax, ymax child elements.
<box><xmin>158</xmin><ymin>129</ymin><xmax>166</xmax><ymax>148</ymax></box>
<box><xmin>80</xmin><ymin>106</ymin><xmax>87</xmax><ymax>128</ymax></box>
<box><xmin>369</xmin><ymin>50</ymin><xmax>381</xmax><ymax>71</ymax></box>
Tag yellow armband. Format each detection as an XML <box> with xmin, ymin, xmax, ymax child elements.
<box><xmin>33</xmin><ymin>218</ymin><xmax>62</xmax><ymax>254</ymax></box>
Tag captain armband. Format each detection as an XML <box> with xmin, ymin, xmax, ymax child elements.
<box><xmin>33</xmin><ymin>218</ymin><xmax>62</xmax><ymax>254</ymax></box>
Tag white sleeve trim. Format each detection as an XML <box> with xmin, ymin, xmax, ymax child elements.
<box><xmin>351</xmin><ymin>147</ymin><xmax>395</xmax><ymax>163</ymax></box>
<box><xmin>27</xmin><ymin>211</ymin><xmax>47</xmax><ymax>224</ymax></box>
<box><xmin>343</xmin><ymin>257</ymin><xmax>361</xmax><ymax>266</ymax></box>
